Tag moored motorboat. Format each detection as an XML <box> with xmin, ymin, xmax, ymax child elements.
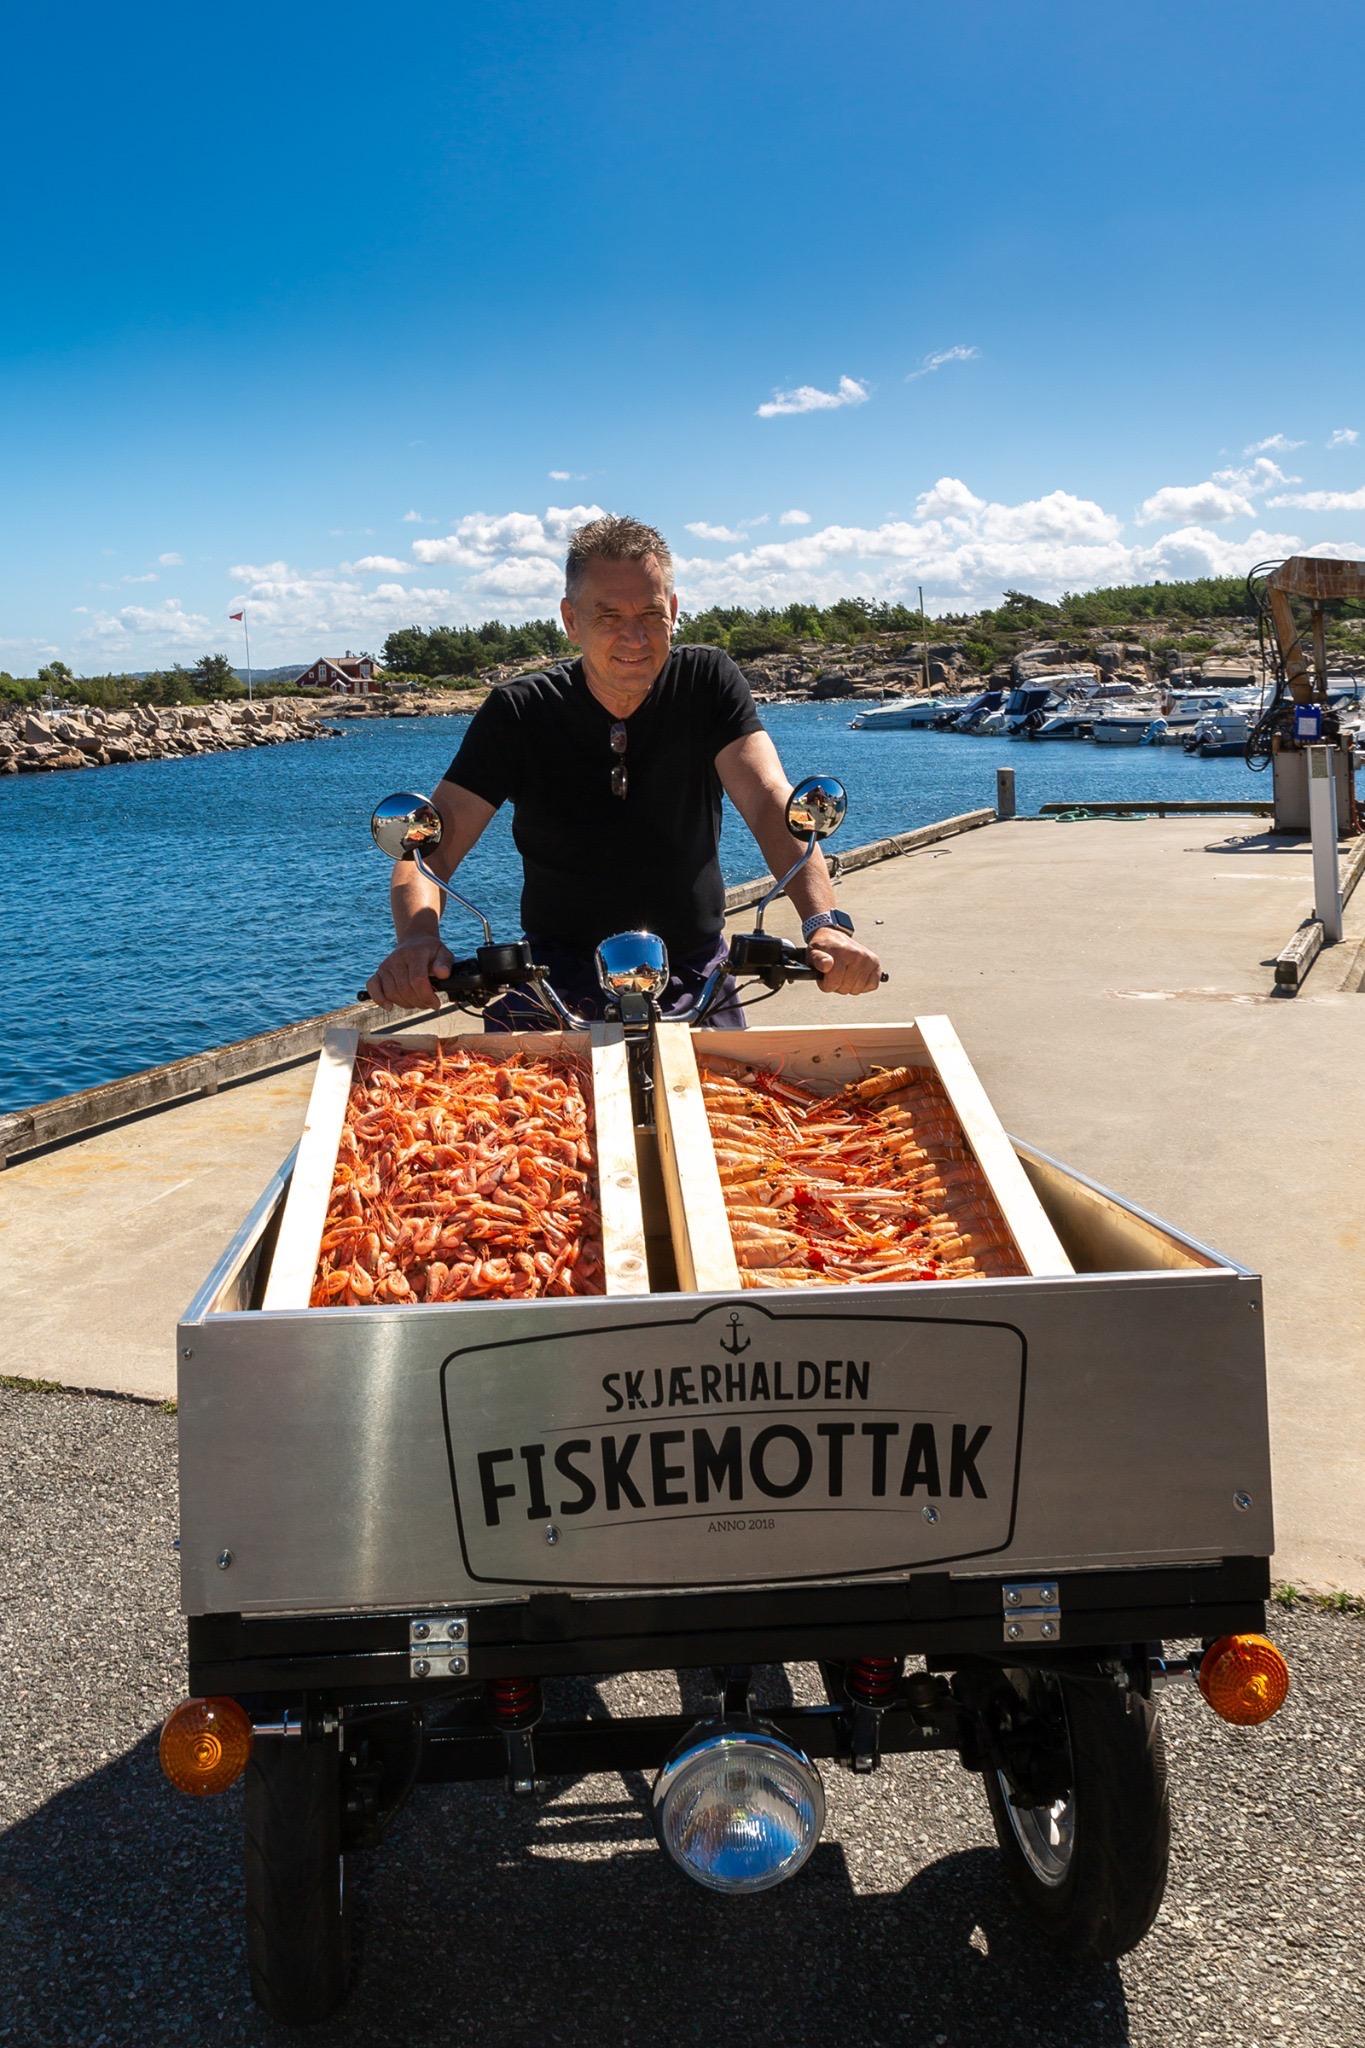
<box><xmin>849</xmin><ymin>697</ymin><xmax>961</xmax><ymax>730</ymax></box>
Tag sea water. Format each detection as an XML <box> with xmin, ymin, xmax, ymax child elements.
<box><xmin>0</xmin><ymin>700</ymin><xmax>1293</xmax><ymax>1110</ymax></box>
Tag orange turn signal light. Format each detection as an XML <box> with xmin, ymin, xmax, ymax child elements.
<box><xmin>159</xmin><ymin>1696</ymin><xmax>253</xmax><ymax>1796</ymax></box>
<box><xmin>1197</xmin><ymin>1633</ymin><xmax>1290</xmax><ymax>1726</ymax></box>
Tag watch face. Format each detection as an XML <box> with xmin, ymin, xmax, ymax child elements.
<box><xmin>831</xmin><ymin>911</ymin><xmax>854</xmax><ymax>932</ymax></box>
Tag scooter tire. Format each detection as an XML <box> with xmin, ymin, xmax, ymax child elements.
<box><xmin>983</xmin><ymin>1667</ymin><xmax>1171</xmax><ymax>1960</ymax></box>
<box><xmin>244</xmin><ymin>1735</ymin><xmax>353</xmax><ymax>2024</ymax></box>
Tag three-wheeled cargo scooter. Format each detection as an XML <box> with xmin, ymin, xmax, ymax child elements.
<box><xmin>161</xmin><ymin>778</ymin><xmax>1289</xmax><ymax>2025</ymax></box>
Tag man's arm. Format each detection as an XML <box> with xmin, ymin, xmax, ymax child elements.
<box><xmin>365</xmin><ymin>777</ymin><xmax>496</xmax><ymax>1008</ymax></box>
<box><xmin>716</xmin><ymin>730</ymin><xmax>882</xmax><ymax>996</ymax></box>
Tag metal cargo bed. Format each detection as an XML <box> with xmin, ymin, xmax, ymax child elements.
<box><xmin>177</xmin><ymin>1137</ymin><xmax>1272</xmax><ymax>1695</ymax></box>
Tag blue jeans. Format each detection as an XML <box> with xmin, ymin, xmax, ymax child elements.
<box><xmin>482</xmin><ymin>934</ymin><xmax>748</xmax><ymax>1033</ymax></box>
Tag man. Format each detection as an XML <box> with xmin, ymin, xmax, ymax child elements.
<box><xmin>366</xmin><ymin>514</ymin><xmax>882</xmax><ymax>1022</ymax></box>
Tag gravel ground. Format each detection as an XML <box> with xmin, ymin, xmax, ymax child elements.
<box><xmin>1</xmin><ymin>1383</ymin><xmax>1362</xmax><ymax>2048</ymax></box>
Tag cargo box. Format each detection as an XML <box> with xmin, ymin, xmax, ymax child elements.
<box><xmin>653</xmin><ymin>1017</ymin><xmax>1073</xmax><ymax>1293</ymax></box>
<box><xmin>261</xmin><ymin>1024</ymin><xmax>648</xmax><ymax>1309</ymax></box>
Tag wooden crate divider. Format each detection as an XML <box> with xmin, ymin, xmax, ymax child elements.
<box><xmin>262</xmin><ymin>1025</ymin><xmax>647</xmax><ymax>1310</ymax></box>
<box><xmin>653</xmin><ymin>1022</ymin><xmax>742</xmax><ymax>1294</ymax></box>
<box><xmin>654</xmin><ymin>1017</ymin><xmax>1072</xmax><ymax>1292</ymax></box>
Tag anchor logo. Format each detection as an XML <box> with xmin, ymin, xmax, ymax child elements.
<box><xmin>719</xmin><ymin>1312</ymin><xmax>750</xmax><ymax>1357</ymax></box>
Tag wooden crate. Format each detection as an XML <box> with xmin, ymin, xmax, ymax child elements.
<box><xmin>262</xmin><ymin>1025</ymin><xmax>648</xmax><ymax>1309</ymax></box>
<box><xmin>653</xmin><ymin>1018</ymin><xmax>1073</xmax><ymax>1292</ymax></box>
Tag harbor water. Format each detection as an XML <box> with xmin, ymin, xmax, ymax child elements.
<box><xmin>0</xmin><ymin>700</ymin><xmax>1298</xmax><ymax>1112</ymax></box>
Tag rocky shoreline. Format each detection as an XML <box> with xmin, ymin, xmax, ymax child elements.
<box><xmin>0</xmin><ymin>698</ymin><xmax>335</xmax><ymax>775</ymax></box>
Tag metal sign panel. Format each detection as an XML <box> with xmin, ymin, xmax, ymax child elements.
<box><xmin>441</xmin><ymin>1298</ymin><xmax>1025</xmax><ymax>1587</ymax></box>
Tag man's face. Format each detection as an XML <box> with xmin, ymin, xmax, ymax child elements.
<box><xmin>561</xmin><ymin>556</ymin><xmax>679</xmax><ymax>697</ymax></box>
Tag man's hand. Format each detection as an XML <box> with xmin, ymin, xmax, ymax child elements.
<box><xmin>366</xmin><ymin>936</ymin><xmax>455</xmax><ymax>1010</ymax></box>
<box><xmin>807</xmin><ymin>926</ymin><xmax>883</xmax><ymax>996</ymax></box>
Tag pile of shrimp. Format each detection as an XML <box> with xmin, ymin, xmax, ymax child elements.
<box><xmin>310</xmin><ymin>1039</ymin><xmax>604</xmax><ymax>1306</ymax></box>
<box><xmin>699</xmin><ymin>1055</ymin><xmax>1023</xmax><ymax>1289</ymax></box>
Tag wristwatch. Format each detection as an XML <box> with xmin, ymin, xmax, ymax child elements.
<box><xmin>801</xmin><ymin>909</ymin><xmax>856</xmax><ymax>941</ymax></box>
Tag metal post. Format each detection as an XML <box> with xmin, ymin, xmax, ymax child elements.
<box><xmin>243</xmin><ymin>611</ymin><xmax>253</xmax><ymax>704</ymax></box>
<box><xmin>1308</xmin><ymin>744</ymin><xmax>1343</xmax><ymax>942</ymax></box>
<box><xmin>996</xmin><ymin>766</ymin><xmax>1017</xmax><ymax>820</ymax></box>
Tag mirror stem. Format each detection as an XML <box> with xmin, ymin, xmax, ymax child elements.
<box><xmin>752</xmin><ymin>833</ymin><xmax>817</xmax><ymax>933</ymax></box>
<box><xmin>412</xmin><ymin>848</ymin><xmax>494</xmax><ymax>945</ymax></box>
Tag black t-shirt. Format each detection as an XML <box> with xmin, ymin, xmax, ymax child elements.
<box><xmin>446</xmin><ymin>645</ymin><xmax>763</xmax><ymax>953</ymax></box>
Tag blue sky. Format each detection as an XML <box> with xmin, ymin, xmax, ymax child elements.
<box><xmin>5</xmin><ymin>0</ymin><xmax>1365</xmax><ymax>670</ymax></box>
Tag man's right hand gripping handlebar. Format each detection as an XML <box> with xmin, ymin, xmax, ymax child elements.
<box><xmin>364</xmin><ymin>936</ymin><xmax>458</xmax><ymax>1010</ymax></box>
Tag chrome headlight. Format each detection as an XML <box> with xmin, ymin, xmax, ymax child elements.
<box><xmin>652</xmin><ymin>1719</ymin><xmax>825</xmax><ymax>1895</ymax></box>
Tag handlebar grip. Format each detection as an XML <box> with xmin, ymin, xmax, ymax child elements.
<box><xmin>781</xmin><ymin>945</ymin><xmax>820</xmax><ymax>981</ymax></box>
<box><xmin>356</xmin><ymin>956</ymin><xmax>488</xmax><ymax>1006</ymax></box>
<box><xmin>431</xmin><ymin>959</ymin><xmax>488</xmax><ymax>1005</ymax></box>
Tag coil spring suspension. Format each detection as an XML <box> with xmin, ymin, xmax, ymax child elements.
<box><xmin>487</xmin><ymin>1676</ymin><xmax>542</xmax><ymax>1730</ymax></box>
<box><xmin>846</xmin><ymin>1655</ymin><xmax>903</xmax><ymax>1707</ymax></box>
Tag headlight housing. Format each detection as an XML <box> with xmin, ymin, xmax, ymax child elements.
<box><xmin>652</xmin><ymin>1719</ymin><xmax>825</xmax><ymax>1894</ymax></box>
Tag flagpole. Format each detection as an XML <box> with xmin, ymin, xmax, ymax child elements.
<box><xmin>243</xmin><ymin>610</ymin><xmax>253</xmax><ymax>703</ymax></box>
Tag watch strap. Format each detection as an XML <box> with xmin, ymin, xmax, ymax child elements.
<box><xmin>801</xmin><ymin>909</ymin><xmax>855</xmax><ymax>940</ymax></box>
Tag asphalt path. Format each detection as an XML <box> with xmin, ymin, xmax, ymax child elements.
<box><xmin>2</xmin><ymin>1384</ymin><xmax>1362</xmax><ymax>2048</ymax></box>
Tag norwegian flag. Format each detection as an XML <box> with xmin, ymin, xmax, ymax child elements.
<box><xmin>228</xmin><ymin>610</ymin><xmax>244</xmax><ymax>622</ymax></box>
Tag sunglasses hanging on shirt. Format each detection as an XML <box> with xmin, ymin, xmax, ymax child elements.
<box><xmin>609</xmin><ymin>720</ymin><xmax>628</xmax><ymax>799</ymax></box>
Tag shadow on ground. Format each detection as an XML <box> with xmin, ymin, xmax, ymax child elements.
<box><xmin>0</xmin><ymin>1728</ymin><xmax>1130</xmax><ymax>2048</ymax></box>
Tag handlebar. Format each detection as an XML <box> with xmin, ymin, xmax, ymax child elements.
<box><xmin>359</xmin><ymin>929</ymin><xmax>885</xmax><ymax>1022</ymax></box>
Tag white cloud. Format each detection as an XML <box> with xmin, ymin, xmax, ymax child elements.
<box><xmin>414</xmin><ymin>503</ymin><xmax>606</xmax><ymax>567</ymax></box>
<box><xmin>344</xmin><ymin>555</ymin><xmax>414</xmax><ymax>575</ymax></box>
<box><xmin>157</xmin><ymin>551</ymin><xmax>183</xmax><ymax>567</ymax></box>
<box><xmin>1135</xmin><ymin>525</ymin><xmax>1301</xmax><ymax>580</ymax></box>
<box><xmin>685</xmin><ymin>521</ymin><xmax>744</xmax><ymax>542</ymax></box>
<box><xmin>756</xmin><ymin>374</ymin><xmax>869</xmax><ymax>419</ymax></box>
<box><xmin>1266</xmin><ymin>486</ymin><xmax>1365</xmax><ymax>512</ymax></box>
<box><xmin>661</xmin><ymin>479</ymin><xmax>1309</xmax><ymax>616</ymax></box>
<box><xmin>1299</xmin><ymin>536</ymin><xmax>1365</xmax><ymax>558</ymax></box>
<box><xmin>905</xmin><ymin>344</ymin><xmax>980</xmax><ymax>381</ymax></box>
<box><xmin>121</xmin><ymin>571</ymin><xmax>159</xmax><ymax>584</ymax></box>
<box><xmin>1137</xmin><ymin>481</ymin><xmax>1256</xmax><ymax>525</ymax></box>
<box><xmin>548</xmin><ymin>470</ymin><xmax>571</xmax><ymax>481</ymax></box>
<box><xmin>230</xmin><ymin>559</ymin><xmax>293</xmax><ymax>583</ymax></box>
<box><xmin>1328</xmin><ymin>427</ymin><xmax>1359</xmax><ymax>448</ymax></box>
<box><xmin>470</xmin><ymin>557</ymin><xmax>565</xmax><ymax>598</ymax></box>
<box><xmin>401</xmin><ymin>509</ymin><xmax>424</xmax><ymax>523</ymax></box>
<box><xmin>1212</xmin><ymin>457</ymin><xmax>1299</xmax><ymax>489</ymax></box>
<box><xmin>779</xmin><ymin>509</ymin><xmax>812</xmax><ymax>526</ymax></box>
<box><xmin>1244</xmin><ymin>433</ymin><xmax>1305</xmax><ymax>455</ymax></box>
<box><xmin>78</xmin><ymin>598</ymin><xmax>213</xmax><ymax>650</ymax></box>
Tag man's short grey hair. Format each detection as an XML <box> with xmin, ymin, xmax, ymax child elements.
<box><xmin>565</xmin><ymin>514</ymin><xmax>674</xmax><ymax>601</ymax></box>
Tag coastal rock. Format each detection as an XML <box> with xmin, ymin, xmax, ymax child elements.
<box><xmin>811</xmin><ymin>670</ymin><xmax>857</xmax><ymax>699</ymax></box>
<box><xmin>23</xmin><ymin>712</ymin><xmax>55</xmax><ymax>744</ymax></box>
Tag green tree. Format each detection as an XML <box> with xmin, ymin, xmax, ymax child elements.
<box><xmin>192</xmin><ymin>652</ymin><xmax>244</xmax><ymax>699</ymax></box>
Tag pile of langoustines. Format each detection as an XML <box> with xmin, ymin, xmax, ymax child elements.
<box><xmin>310</xmin><ymin>1041</ymin><xmax>604</xmax><ymax>1306</ymax></box>
<box><xmin>699</xmin><ymin>1055</ymin><xmax>1023</xmax><ymax>1288</ymax></box>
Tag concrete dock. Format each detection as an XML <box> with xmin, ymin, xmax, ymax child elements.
<box><xmin>2</xmin><ymin>814</ymin><xmax>1362</xmax><ymax>1588</ymax></box>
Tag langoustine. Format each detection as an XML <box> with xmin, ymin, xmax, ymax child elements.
<box><xmin>699</xmin><ymin>1054</ymin><xmax>1024</xmax><ymax>1289</ymax></box>
<box><xmin>310</xmin><ymin>1039</ymin><xmax>604</xmax><ymax>1307</ymax></box>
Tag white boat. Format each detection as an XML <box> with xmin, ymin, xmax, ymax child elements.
<box><xmin>1092</xmin><ymin>711</ymin><xmax>1161</xmax><ymax>745</ymax></box>
<box><xmin>1031</xmin><ymin>711</ymin><xmax>1094</xmax><ymax>741</ymax></box>
<box><xmin>848</xmin><ymin>697</ymin><xmax>961</xmax><ymax>730</ymax></box>
<box><xmin>1182</xmin><ymin>713</ymin><xmax>1250</xmax><ymax>758</ymax></box>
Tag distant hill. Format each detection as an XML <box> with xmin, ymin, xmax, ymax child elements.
<box><xmin>229</xmin><ymin>664</ymin><xmax>308</xmax><ymax>686</ymax></box>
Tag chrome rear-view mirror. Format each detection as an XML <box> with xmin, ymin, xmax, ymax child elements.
<box><xmin>785</xmin><ymin>775</ymin><xmax>847</xmax><ymax>842</ymax></box>
<box><xmin>596</xmin><ymin>930</ymin><xmax>671</xmax><ymax>1000</ymax></box>
<box><xmin>370</xmin><ymin>791</ymin><xmax>444</xmax><ymax>861</ymax></box>
<box><xmin>367</xmin><ymin>790</ymin><xmax>491</xmax><ymax>943</ymax></box>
